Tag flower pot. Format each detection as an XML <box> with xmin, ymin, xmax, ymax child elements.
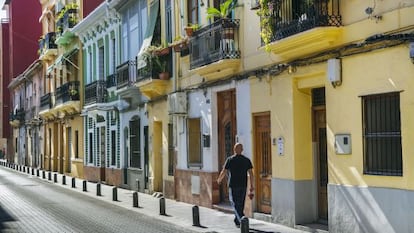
<box><xmin>184</xmin><ymin>27</ymin><xmax>193</xmax><ymax>37</ymax></box>
<box><xmin>153</xmin><ymin>47</ymin><xmax>170</xmax><ymax>56</ymax></box>
<box><xmin>158</xmin><ymin>72</ymin><xmax>170</xmax><ymax>80</ymax></box>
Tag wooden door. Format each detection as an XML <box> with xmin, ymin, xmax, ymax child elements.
<box><xmin>254</xmin><ymin>113</ymin><xmax>272</xmax><ymax>214</ymax></box>
<box><xmin>314</xmin><ymin>108</ymin><xmax>328</xmax><ymax>220</ymax></box>
<box><xmin>217</xmin><ymin>89</ymin><xmax>236</xmax><ymax>203</ymax></box>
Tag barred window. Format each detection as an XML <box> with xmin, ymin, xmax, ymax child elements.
<box><xmin>362</xmin><ymin>92</ymin><xmax>402</xmax><ymax>176</ymax></box>
<box><xmin>168</xmin><ymin>123</ymin><xmax>174</xmax><ymax>176</ymax></box>
<box><xmin>130</xmin><ymin>118</ymin><xmax>141</xmax><ymax>168</ymax></box>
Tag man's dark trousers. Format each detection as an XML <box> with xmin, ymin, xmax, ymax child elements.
<box><xmin>229</xmin><ymin>187</ymin><xmax>247</xmax><ymax>224</ymax></box>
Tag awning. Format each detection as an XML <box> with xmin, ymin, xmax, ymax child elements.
<box><xmin>47</xmin><ymin>48</ymin><xmax>79</xmax><ymax>73</ymax></box>
<box><xmin>137</xmin><ymin>0</ymin><xmax>159</xmax><ymax>69</ymax></box>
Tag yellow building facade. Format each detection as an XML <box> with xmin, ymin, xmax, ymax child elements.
<box><xmin>247</xmin><ymin>1</ymin><xmax>414</xmax><ymax>232</ymax></box>
<box><xmin>39</xmin><ymin>0</ymin><xmax>84</xmax><ymax>177</ymax></box>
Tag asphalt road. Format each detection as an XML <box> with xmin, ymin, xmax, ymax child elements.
<box><xmin>0</xmin><ymin>167</ymin><xmax>198</xmax><ymax>233</ymax></box>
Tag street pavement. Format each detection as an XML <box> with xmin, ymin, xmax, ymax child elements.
<box><xmin>0</xmin><ymin>161</ymin><xmax>306</xmax><ymax>233</ymax></box>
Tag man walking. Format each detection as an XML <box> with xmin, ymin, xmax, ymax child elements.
<box><xmin>217</xmin><ymin>143</ymin><xmax>254</xmax><ymax>227</ymax></box>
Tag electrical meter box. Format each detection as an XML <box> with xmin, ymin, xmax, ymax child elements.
<box><xmin>335</xmin><ymin>134</ymin><xmax>351</xmax><ymax>154</ymax></box>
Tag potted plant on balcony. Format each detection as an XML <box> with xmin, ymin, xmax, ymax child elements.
<box><xmin>169</xmin><ymin>36</ymin><xmax>189</xmax><ymax>52</ymax></box>
<box><xmin>69</xmin><ymin>88</ymin><xmax>79</xmax><ymax>100</ymax></box>
<box><xmin>184</xmin><ymin>23</ymin><xmax>201</xmax><ymax>37</ymax></box>
<box><xmin>153</xmin><ymin>55</ymin><xmax>170</xmax><ymax>80</ymax></box>
<box><xmin>206</xmin><ymin>0</ymin><xmax>237</xmax><ymax>39</ymax></box>
<box><xmin>256</xmin><ymin>0</ymin><xmax>275</xmax><ymax>51</ymax></box>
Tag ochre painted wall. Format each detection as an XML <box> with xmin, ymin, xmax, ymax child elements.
<box><xmin>327</xmin><ymin>45</ymin><xmax>414</xmax><ymax>190</ymax></box>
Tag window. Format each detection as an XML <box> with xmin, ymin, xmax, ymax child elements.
<box><xmin>98</xmin><ymin>46</ymin><xmax>105</xmax><ymax>79</ymax></box>
<box><xmin>168</xmin><ymin>123</ymin><xmax>174</xmax><ymax>176</ymax></box>
<box><xmin>75</xmin><ymin>130</ymin><xmax>79</xmax><ymax>159</ymax></box>
<box><xmin>187</xmin><ymin>0</ymin><xmax>198</xmax><ymax>25</ymax></box>
<box><xmin>89</xmin><ymin>132</ymin><xmax>94</xmax><ymax>164</ymax></box>
<box><xmin>111</xmin><ymin>130</ymin><xmax>116</xmax><ymax>166</ymax></box>
<box><xmin>362</xmin><ymin>92</ymin><xmax>402</xmax><ymax>176</ymax></box>
<box><xmin>130</xmin><ymin>118</ymin><xmax>141</xmax><ymax>168</ymax></box>
<box><xmin>121</xmin><ymin>0</ymin><xmax>147</xmax><ymax>62</ymax></box>
<box><xmin>112</xmin><ymin>37</ymin><xmax>116</xmax><ymax>73</ymax></box>
<box><xmin>68</xmin><ymin>127</ymin><xmax>72</xmax><ymax>158</ymax></box>
<box><xmin>187</xmin><ymin>118</ymin><xmax>202</xmax><ymax>166</ymax></box>
<box><xmin>88</xmin><ymin>50</ymin><xmax>93</xmax><ymax>83</ymax></box>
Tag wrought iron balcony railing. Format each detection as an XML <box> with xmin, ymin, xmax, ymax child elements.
<box><xmin>137</xmin><ymin>58</ymin><xmax>156</xmax><ymax>82</ymax></box>
<box><xmin>189</xmin><ymin>19</ymin><xmax>240</xmax><ymax>70</ymax></box>
<box><xmin>40</xmin><ymin>93</ymin><xmax>52</xmax><ymax>111</ymax></box>
<box><xmin>56</xmin><ymin>8</ymin><xmax>78</xmax><ymax>36</ymax></box>
<box><xmin>84</xmin><ymin>80</ymin><xmax>107</xmax><ymax>106</ymax></box>
<box><xmin>106</xmin><ymin>74</ymin><xmax>117</xmax><ymax>88</ymax></box>
<box><xmin>55</xmin><ymin>81</ymin><xmax>80</xmax><ymax>105</ymax></box>
<box><xmin>117</xmin><ymin>60</ymin><xmax>137</xmax><ymax>89</ymax></box>
<box><xmin>38</xmin><ymin>32</ymin><xmax>57</xmax><ymax>55</ymax></box>
<box><xmin>268</xmin><ymin>0</ymin><xmax>341</xmax><ymax>41</ymax></box>
<box><xmin>9</xmin><ymin>108</ymin><xmax>25</xmax><ymax>122</ymax></box>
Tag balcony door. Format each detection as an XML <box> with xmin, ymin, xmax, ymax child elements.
<box><xmin>217</xmin><ymin>89</ymin><xmax>236</xmax><ymax>203</ymax></box>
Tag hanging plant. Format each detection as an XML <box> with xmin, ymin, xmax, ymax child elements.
<box><xmin>256</xmin><ymin>0</ymin><xmax>275</xmax><ymax>52</ymax></box>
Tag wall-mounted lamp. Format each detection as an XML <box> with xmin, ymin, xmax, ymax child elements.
<box><xmin>365</xmin><ymin>5</ymin><xmax>382</xmax><ymax>23</ymax></box>
<box><xmin>288</xmin><ymin>65</ymin><xmax>296</xmax><ymax>74</ymax></box>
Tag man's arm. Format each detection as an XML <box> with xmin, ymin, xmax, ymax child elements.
<box><xmin>217</xmin><ymin>168</ymin><xmax>227</xmax><ymax>184</ymax></box>
<box><xmin>248</xmin><ymin>169</ymin><xmax>254</xmax><ymax>191</ymax></box>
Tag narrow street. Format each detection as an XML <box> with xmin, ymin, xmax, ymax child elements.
<box><xmin>0</xmin><ymin>166</ymin><xmax>197</xmax><ymax>233</ymax></box>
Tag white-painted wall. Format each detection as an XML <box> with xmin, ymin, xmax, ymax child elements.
<box><xmin>177</xmin><ymin>79</ymin><xmax>252</xmax><ymax>172</ymax></box>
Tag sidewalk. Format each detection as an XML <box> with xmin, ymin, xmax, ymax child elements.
<box><xmin>1</xmin><ymin>162</ymin><xmax>306</xmax><ymax>233</ymax></box>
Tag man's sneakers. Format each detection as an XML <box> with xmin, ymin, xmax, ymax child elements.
<box><xmin>234</xmin><ymin>217</ymin><xmax>240</xmax><ymax>228</ymax></box>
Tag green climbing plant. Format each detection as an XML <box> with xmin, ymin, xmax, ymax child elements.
<box><xmin>256</xmin><ymin>0</ymin><xmax>274</xmax><ymax>52</ymax></box>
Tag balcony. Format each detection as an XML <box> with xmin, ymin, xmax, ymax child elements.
<box><xmin>265</xmin><ymin>0</ymin><xmax>342</xmax><ymax>60</ymax></box>
<box><xmin>135</xmin><ymin>57</ymin><xmax>170</xmax><ymax>100</ymax></box>
<box><xmin>189</xmin><ymin>19</ymin><xmax>241</xmax><ymax>81</ymax></box>
<box><xmin>54</xmin><ymin>81</ymin><xmax>81</xmax><ymax>116</ymax></box>
<box><xmin>39</xmin><ymin>32</ymin><xmax>57</xmax><ymax>61</ymax></box>
<box><xmin>84</xmin><ymin>80</ymin><xmax>107</xmax><ymax>106</ymax></box>
<box><xmin>115</xmin><ymin>60</ymin><xmax>141</xmax><ymax>106</ymax></box>
<box><xmin>39</xmin><ymin>93</ymin><xmax>54</xmax><ymax>119</ymax></box>
<box><xmin>9</xmin><ymin>108</ymin><xmax>25</xmax><ymax>128</ymax></box>
<box><xmin>55</xmin><ymin>7</ymin><xmax>78</xmax><ymax>45</ymax></box>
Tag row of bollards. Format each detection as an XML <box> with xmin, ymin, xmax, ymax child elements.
<box><xmin>0</xmin><ymin>161</ymin><xmax>250</xmax><ymax>232</ymax></box>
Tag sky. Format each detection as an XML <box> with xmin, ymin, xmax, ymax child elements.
<box><xmin>0</xmin><ymin>0</ymin><xmax>5</xmax><ymax>19</ymax></box>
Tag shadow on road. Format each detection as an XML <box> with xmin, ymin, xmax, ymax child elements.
<box><xmin>0</xmin><ymin>204</ymin><xmax>15</xmax><ymax>230</ymax></box>
<box><xmin>250</xmin><ymin>228</ymin><xmax>281</xmax><ymax>233</ymax></box>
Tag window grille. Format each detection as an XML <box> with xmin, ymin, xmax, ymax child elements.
<box><xmin>362</xmin><ymin>92</ymin><xmax>402</xmax><ymax>176</ymax></box>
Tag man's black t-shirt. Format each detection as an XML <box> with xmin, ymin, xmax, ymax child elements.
<box><xmin>224</xmin><ymin>154</ymin><xmax>253</xmax><ymax>188</ymax></box>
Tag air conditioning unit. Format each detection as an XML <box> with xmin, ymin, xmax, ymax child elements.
<box><xmin>168</xmin><ymin>92</ymin><xmax>187</xmax><ymax>115</ymax></box>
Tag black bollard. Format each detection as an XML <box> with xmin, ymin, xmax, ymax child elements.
<box><xmin>54</xmin><ymin>173</ymin><xmax>57</xmax><ymax>183</ymax></box>
<box><xmin>159</xmin><ymin>197</ymin><xmax>166</xmax><ymax>216</ymax></box>
<box><xmin>133</xmin><ymin>192</ymin><xmax>139</xmax><ymax>207</ymax></box>
<box><xmin>62</xmin><ymin>175</ymin><xmax>66</xmax><ymax>185</ymax></box>
<box><xmin>48</xmin><ymin>172</ymin><xmax>52</xmax><ymax>181</ymax></box>
<box><xmin>96</xmin><ymin>183</ymin><xmax>101</xmax><ymax>196</ymax></box>
<box><xmin>36</xmin><ymin>169</ymin><xmax>39</xmax><ymax>177</ymax></box>
<box><xmin>83</xmin><ymin>181</ymin><xmax>87</xmax><ymax>192</ymax></box>
<box><xmin>112</xmin><ymin>187</ymin><xmax>118</xmax><ymax>201</ymax></box>
<box><xmin>42</xmin><ymin>170</ymin><xmax>46</xmax><ymax>179</ymax></box>
<box><xmin>31</xmin><ymin>168</ymin><xmax>34</xmax><ymax>176</ymax></box>
<box><xmin>192</xmin><ymin>206</ymin><xmax>201</xmax><ymax>227</ymax></box>
<box><xmin>240</xmin><ymin>216</ymin><xmax>249</xmax><ymax>233</ymax></box>
<box><xmin>71</xmin><ymin>177</ymin><xmax>76</xmax><ymax>188</ymax></box>
<box><xmin>23</xmin><ymin>166</ymin><xmax>25</xmax><ymax>173</ymax></box>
